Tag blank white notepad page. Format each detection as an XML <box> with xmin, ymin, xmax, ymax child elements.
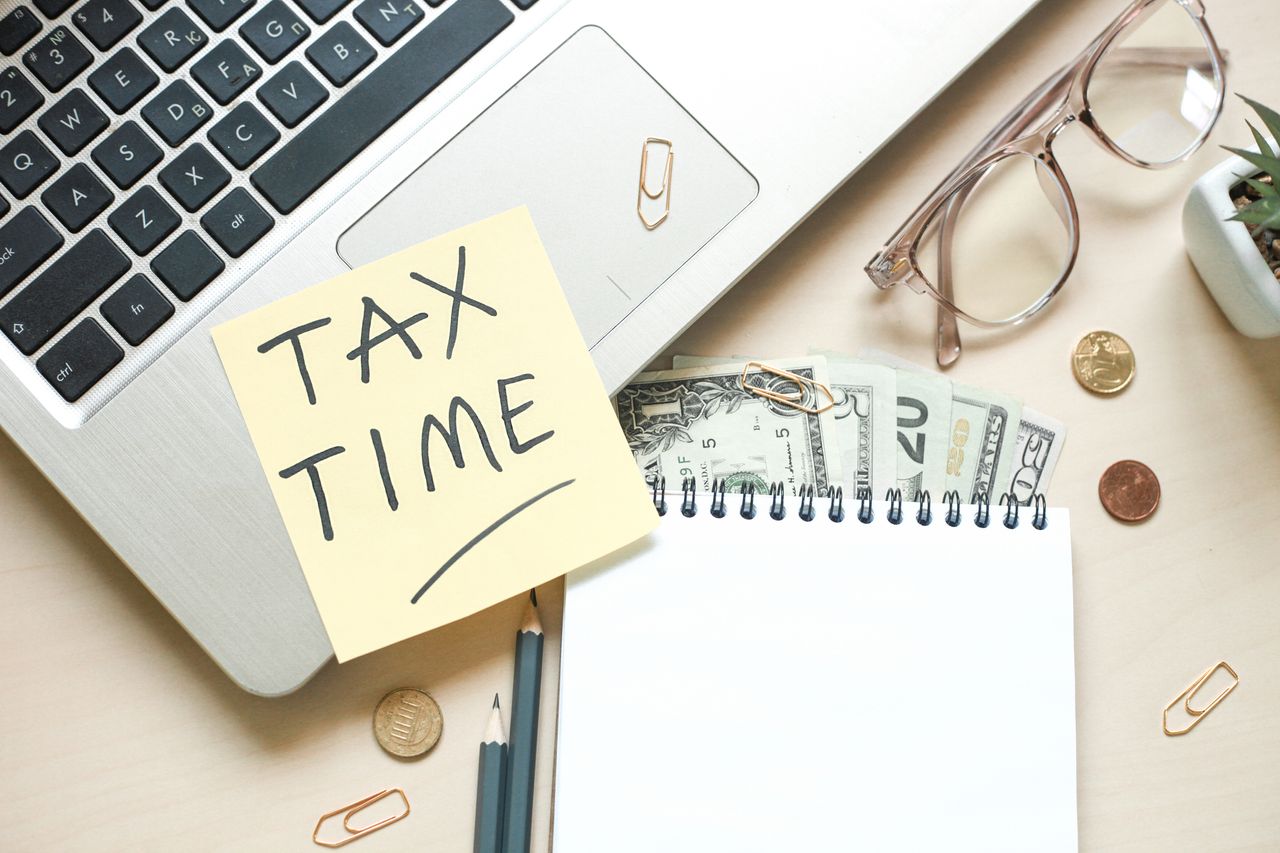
<box><xmin>555</xmin><ymin>501</ymin><xmax>1077</xmax><ymax>852</ymax></box>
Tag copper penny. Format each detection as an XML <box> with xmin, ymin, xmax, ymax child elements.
<box><xmin>1072</xmin><ymin>331</ymin><xmax>1135</xmax><ymax>395</ymax></box>
<box><xmin>1098</xmin><ymin>460</ymin><xmax>1160</xmax><ymax>522</ymax></box>
<box><xmin>373</xmin><ymin>688</ymin><xmax>443</xmax><ymax>758</ymax></box>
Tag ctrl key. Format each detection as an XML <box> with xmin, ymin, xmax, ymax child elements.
<box><xmin>37</xmin><ymin>318</ymin><xmax>124</xmax><ymax>402</ymax></box>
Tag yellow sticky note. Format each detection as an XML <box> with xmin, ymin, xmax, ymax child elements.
<box><xmin>212</xmin><ymin>208</ymin><xmax>656</xmax><ymax>661</ymax></box>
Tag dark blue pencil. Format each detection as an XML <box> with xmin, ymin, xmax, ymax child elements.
<box><xmin>474</xmin><ymin>694</ymin><xmax>508</xmax><ymax>853</ymax></box>
<box><xmin>500</xmin><ymin>590</ymin><xmax>543</xmax><ymax>853</ymax></box>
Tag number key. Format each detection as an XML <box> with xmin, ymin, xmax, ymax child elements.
<box><xmin>73</xmin><ymin>0</ymin><xmax>143</xmax><ymax>51</ymax></box>
<box><xmin>23</xmin><ymin>26</ymin><xmax>93</xmax><ymax>93</ymax></box>
<box><xmin>0</xmin><ymin>7</ymin><xmax>42</xmax><ymax>58</ymax></box>
<box><xmin>0</xmin><ymin>67</ymin><xmax>44</xmax><ymax>133</ymax></box>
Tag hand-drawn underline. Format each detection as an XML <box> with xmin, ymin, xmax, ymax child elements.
<box><xmin>409</xmin><ymin>478</ymin><xmax>577</xmax><ymax>604</ymax></box>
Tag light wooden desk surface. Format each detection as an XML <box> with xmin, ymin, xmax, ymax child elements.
<box><xmin>4</xmin><ymin>0</ymin><xmax>1279</xmax><ymax>849</ymax></box>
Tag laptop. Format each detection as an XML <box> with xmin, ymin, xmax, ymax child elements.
<box><xmin>0</xmin><ymin>0</ymin><xmax>1042</xmax><ymax>694</ymax></box>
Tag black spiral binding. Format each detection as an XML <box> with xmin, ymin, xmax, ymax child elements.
<box><xmin>647</xmin><ymin>479</ymin><xmax>1048</xmax><ymax>530</ymax></box>
<box><xmin>649</xmin><ymin>475</ymin><xmax>667</xmax><ymax>516</ymax></box>
<box><xmin>680</xmin><ymin>477</ymin><xmax>697</xmax><ymax>517</ymax></box>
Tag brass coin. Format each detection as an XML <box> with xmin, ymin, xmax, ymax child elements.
<box><xmin>1072</xmin><ymin>331</ymin><xmax>1135</xmax><ymax>395</ymax></box>
<box><xmin>373</xmin><ymin>688</ymin><xmax>443</xmax><ymax>758</ymax></box>
<box><xmin>1099</xmin><ymin>460</ymin><xmax>1160</xmax><ymax>522</ymax></box>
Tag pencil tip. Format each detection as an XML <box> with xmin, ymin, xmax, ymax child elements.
<box><xmin>492</xmin><ymin>693</ymin><xmax>500</xmax><ymax>709</ymax></box>
<box><xmin>529</xmin><ymin>588</ymin><xmax>538</xmax><ymax>607</ymax></box>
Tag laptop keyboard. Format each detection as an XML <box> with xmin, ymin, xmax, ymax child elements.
<box><xmin>0</xmin><ymin>0</ymin><xmax>520</xmax><ymax>409</ymax></box>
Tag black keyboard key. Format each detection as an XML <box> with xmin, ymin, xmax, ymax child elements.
<box><xmin>0</xmin><ymin>206</ymin><xmax>62</xmax><ymax>297</ymax></box>
<box><xmin>187</xmin><ymin>0</ymin><xmax>254</xmax><ymax>31</ymax></box>
<box><xmin>137</xmin><ymin>0</ymin><xmax>164</xmax><ymax>9</ymax></box>
<box><xmin>0</xmin><ymin>130</ymin><xmax>58</xmax><ymax>198</ymax></box>
<box><xmin>295</xmin><ymin>0</ymin><xmax>348</xmax><ymax>24</ymax></box>
<box><xmin>41</xmin><ymin>162</ymin><xmax>113</xmax><ymax>230</ymax></box>
<box><xmin>354</xmin><ymin>0</ymin><xmax>421</xmax><ymax>47</ymax></box>
<box><xmin>23</xmin><ymin>27</ymin><xmax>92</xmax><ymax>92</ymax></box>
<box><xmin>239</xmin><ymin>0</ymin><xmax>308</xmax><ymax>64</ymax></box>
<box><xmin>191</xmin><ymin>39</ymin><xmax>261</xmax><ymax>104</ymax></box>
<box><xmin>158</xmin><ymin>141</ymin><xmax>227</xmax><ymax>210</ymax></box>
<box><xmin>256</xmin><ymin>60</ymin><xmax>325</xmax><ymax>128</ymax></box>
<box><xmin>37</xmin><ymin>88</ymin><xmax>108</xmax><ymax>155</ymax></box>
<box><xmin>0</xmin><ymin>7</ymin><xmax>42</xmax><ymax>57</ymax></box>
<box><xmin>510</xmin><ymin>0</ymin><xmax>536</xmax><ymax>8</ymax></box>
<box><xmin>33</xmin><ymin>0</ymin><xmax>77</xmax><ymax>17</ymax></box>
<box><xmin>88</xmin><ymin>47</ymin><xmax>158</xmax><ymax>113</ymax></box>
<box><xmin>200</xmin><ymin>186</ymin><xmax>270</xmax><ymax>256</ymax></box>
<box><xmin>306</xmin><ymin>22</ymin><xmax>373</xmax><ymax>86</ymax></box>
<box><xmin>91</xmin><ymin>119</ymin><xmax>162</xmax><ymax>187</ymax></box>
<box><xmin>101</xmin><ymin>272</ymin><xmax>172</xmax><ymax>344</ymax></box>
<box><xmin>37</xmin><ymin>318</ymin><xmax>124</xmax><ymax>401</ymax></box>
<box><xmin>0</xmin><ymin>195</ymin><xmax>8</xmax><ymax>217</ymax></box>
<box><xmin>109</xmin><ymin>184</ymin><xmax>179</xmax><ymax>253</ymax></box>
<box><xmin>142</xmin><ymin>79</ymin><xmax>211</xmax><ymax>145</ymax></box>
<box><xmin>206</xmin><ymin>101</ymin><xmax>276</xmax><ymax>168</ymax></box>
<box><xmin>0</xmin><ymin>67</ymin><xmax>44</xmax><ymax>133</ymax></box>
<box><xmin>0</xmin><ymin>228</ymin><xmax>129</xmax><ymax>354</ymax></box>
<box><xmin>73</xmin><ymin>0</ymin><xmax>143</xmax><ymax>50</ymax></box>
<box><xmin>137</xmin><ymin>8</ymin><xmax>207</xmax><ymax>72</ymax></box>
<box><xmin>151</xmin><ymin>229</ymin><xmax>222</xmax><ymax>300</ymax></box>
<box><xmin>254</xmin><ymin>0</ymin><xmax>511</xmax><ymax>214</ymax></box>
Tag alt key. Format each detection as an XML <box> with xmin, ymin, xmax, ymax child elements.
<box><xmin>36</xmin><ymin>317</ymin><xmax>123</xmax><ymax>402</ymax></box>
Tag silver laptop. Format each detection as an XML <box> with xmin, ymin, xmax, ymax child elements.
<box><xmin>0</xmin><ymin>0</ymin><xmax>1041</xmax><ymax>694</ymax></box>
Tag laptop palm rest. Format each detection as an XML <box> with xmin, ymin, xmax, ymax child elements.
<box><xmin>336</xmin><ymin>25</ymin><xmax>758</xmax><ymax>350</ymax></box>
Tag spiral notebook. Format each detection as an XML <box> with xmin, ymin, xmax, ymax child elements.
<box><xmin>554</xmin><ymin>492</ymin><xmax>1078</xmax><ymax>852</ymax></box>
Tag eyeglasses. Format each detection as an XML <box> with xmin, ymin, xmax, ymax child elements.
<box><xmin>865</xmin><ymin>0</ymin><xmax>1226</xmax><ymax>367</ymax></box>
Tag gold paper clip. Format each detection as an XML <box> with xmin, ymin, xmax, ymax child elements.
<box><xmin>739</xmin><ymin>361</ymin><xmax>836</xmax><ymax>415</ymax></box>
<box><xmin>637</xmin><ymin>137</ymin><xmax>673</xmax><ymax>230</ymax></box>
<box><xmin>1162</xmin><ymin>661</ymin><xmax>1239</xmax><ymax>736</ymax></box>
<box><xmin>313</xmin><ymin>788</ymin><xmax>410</xmax><ymax>848</ymax></box>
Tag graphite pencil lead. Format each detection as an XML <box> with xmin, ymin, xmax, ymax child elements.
<box><xmin>484</xmin><ymin>697</ymin><xmax>508</xmax><ymax>744</ymax></box>
<box><xmin>529</xmin><ymin>588</ymin><xmax>538</xmax><ymax>607</ymax></box>
<box><xmin>493</xmin><ymin>693</ymin><xmax>500</xmax><ymax>709</ymax></box>
<box><xmin>520</xmin><ymin>594</ymin><xmax>544</xmax><ymax>635</ymax></box>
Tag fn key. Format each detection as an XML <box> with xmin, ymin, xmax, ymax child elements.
<box><xmin>37</xmin><ymin>318</ymin><xmax>124</xmax><ymax>402</ymax></box>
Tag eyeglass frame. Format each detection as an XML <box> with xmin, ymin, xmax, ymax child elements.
<box><xmin>864</xmin><ymin>0</ymin><xmax>1227</xmax><ymax>367</ymax></box>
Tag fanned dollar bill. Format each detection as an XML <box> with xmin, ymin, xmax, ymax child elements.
<box><xmin>945</xmin><ymin>384</ymin><xmax>1022</xmax><ymax>504</ymax></box>
<box><xmin>617</xmin><ymin>358</ymin><xmax>842</xmax><ymax>496</ymax></box>
<box><xmin>1003</xmin><ymin>406</ymin><xmax>1066</xmax><ymax>505</ymax></box>
<box><xmin>846</xmin><ymin>350</ymin><xmax>952</xmax><ymax>501</ymax></box>
<box><xmin>676</xmin><ymin>354</ymin><xmax>895</xmax><ymax>498</ymax></box>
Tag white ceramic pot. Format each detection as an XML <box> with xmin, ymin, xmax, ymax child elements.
<box><xmin>1183</xmin><ymin>141</ymin><xmax>1280</xmax><ymax>338</ymax></box>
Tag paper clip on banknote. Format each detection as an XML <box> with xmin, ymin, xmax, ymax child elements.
<box><xmin>739</xmin><ymin>361</ymin><xmax>836</xmax><ymax>415</ymax></box>
<box><xmin>313</xmin><ymin>788</ymin><xmax>410</xmax><ymax>847</ymax></box>
<box><xmin>1162</xmin><ymin>661</ymin><xmax>1239</xmax><ymax>737</ymax></box>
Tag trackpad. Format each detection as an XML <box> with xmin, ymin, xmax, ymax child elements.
<box><xmin>336</xmin><ymin>25</ymin><xmax>758</xmax><ymax>349</ymax></box>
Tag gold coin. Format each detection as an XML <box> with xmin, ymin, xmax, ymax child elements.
<box><xmin>1072</xmin><ymin>331</ymin><xmax>1135</xmax><ymax>395</ymax></box>
<box><xmin>373</xmin><ymin>688</ymin><xmax>443</xmax><ymax>758</ymax></box>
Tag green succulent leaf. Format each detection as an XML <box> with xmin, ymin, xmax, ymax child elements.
<box><xmin>1224</xmin><ymin>146</ymin><xmax>1280</xmax><ymax>182</ymax></box>
<box><xmin>1229</xmin><ymin>197</ymin><xmax>1280</xmax><ymax>230</ymax></box>
<box><xmin>1243</xmin><ymin>177</ymin><xmax>1280</xmax><ymax>199</ymax></box>
<box><xmin>1240</xmin><ymin>95</ymin><xmax>1280</xmax><ymax>150</ymax></box>
<box><xmin>1247</xmin><ymin>122</ymin><xmax>1275</xmax><ymax>161</ymax></box>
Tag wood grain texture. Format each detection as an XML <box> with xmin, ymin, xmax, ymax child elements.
<box><xmin>2</xmin><ymin>0</ymin><xmax>1279</xmax><ymax>849</ymax></box>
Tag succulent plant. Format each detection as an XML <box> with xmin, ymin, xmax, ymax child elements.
<box><xmin>1225</xmin><ymin>95</ymin><xmax>1280</xmax><ymax>235</ymax></box>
